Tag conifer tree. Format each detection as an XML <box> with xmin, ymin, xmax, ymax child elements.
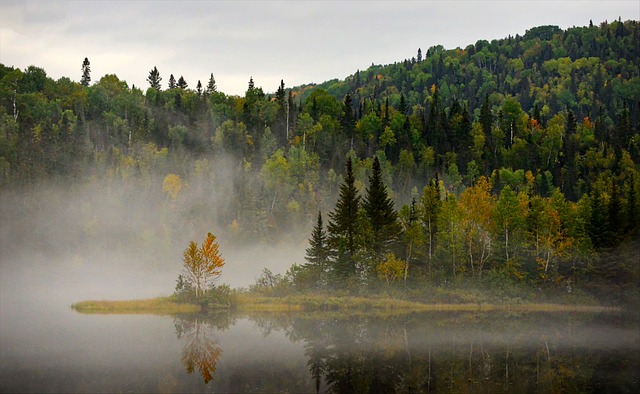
<box><xmin>80</xmin><ymin>57</ymin><xmax>91</xmax><ymax>87</ymax></box>
<box><xmin>341</xmin><ymin>94</ymin><xmax>355</xmax><ymax>150</ymax></box>
<box><xmin>147</xmin><ymin>66</ymin><xmax>162</xmax><ymax>90</ymax></box>
<box><xmin>205</xmin><ymin>73</ymin><xmax>216</xmax><ymax>95</ymax></box>
<box><xmin>363</xmin><ymin>156</ymin><xmax>400</xmax><ymax>260</ymax></box>
<box><xmin>275</xmin><ymin>79</ymin><xmax>286</xmax><ymax>104</ymax></box>
<box><xmin>304</xmin><ymin>211</ymin><xmax>329</xmax><ymax>288</ymax></box>
<box><xmin>196</xmin><ymin>80</ymin><xmax>203</xmax><ymax>96</ymax></box>
<box><xmin>327</xmin><ymin>157</ymin><xmax>360</xmax><ymax>283</ymax></box>
<box><xmin>168</xmin><ymin>74</ymin><xmax>177</xmax><ymax>89</ymax></box>
<box><xmin>177</xmin><ymin>76</ymin><xmax>188</xmax><ymax>89</ymax></box>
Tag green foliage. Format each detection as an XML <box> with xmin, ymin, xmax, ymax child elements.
<box><xmin>1</xmin><ymin>20</ymin><xmax>639</xmax><ymax>300</ymax></box>
<box><xmin>363</xmin><ymin>157</ymin><xmax>401</xmax><ymax>260</ymax></box>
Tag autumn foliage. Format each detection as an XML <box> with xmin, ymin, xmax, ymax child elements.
<box><xmin>182</xmin><ymin>233</ymin><xmax>225</xmax><ymax>297</ymax></box>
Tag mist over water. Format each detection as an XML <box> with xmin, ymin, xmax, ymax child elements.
<box><xmin>0</xmin><ymin>165</ymin><xmax>308</xmax><ymax>303</ymax></box>
<box><xmin>0</xmin><ymin>169</ymin><xmax>310</xmax><ymax>391</ymax></box>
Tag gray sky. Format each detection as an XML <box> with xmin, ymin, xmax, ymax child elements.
<box><xmin>1</xmin><ymin>1</ymin><xmax>638</xmax><ymax>96</ymax></box>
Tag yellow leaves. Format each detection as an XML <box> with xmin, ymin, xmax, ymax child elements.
<box><xmin>162</xmin><ymin>173</ymin><xmax>182</xmax><ymax>202</ymax></box>
<box><xmin>376</xmin><ymin>253</ymin><xmax>407</xmax><ymax>285</ymax></box>
<box><xmin>183</xmin><ymin>233</ymin><xmax>224</xmax><ymax>296</ymax></box>
<box><xmin>183</xmin><ymin>241</ymin><xmax>202</xmax><ymax>282</ymax></box>
<box><xmin>201</xmin><ymin>232</ymin><xmax>224</xmax><ymax>278</ymax></box>
<box><xmin>180</xmin><ymin>320</ymin><xmax>223</xmax><ymax>384</ymax></box>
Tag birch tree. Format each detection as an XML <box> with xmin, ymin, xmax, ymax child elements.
<box><xmin>182</xmin><ymin>233</ymin><xmax>225</xmax><ymax>297</ymax></box>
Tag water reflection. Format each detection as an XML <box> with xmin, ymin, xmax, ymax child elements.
<box><xmin>168</xmin><ymin>311</ymin><xmax>639</xmax><ymax>393</ymax></box>
<box><xmin>173</xmin><ymin>313</ymin><xmax>235</xmax><ymax>384</ymax></box>
<box><xmin>244</xmin><ymin>311</ymin><xmax>639</xmax><ymax>393</ymax></box>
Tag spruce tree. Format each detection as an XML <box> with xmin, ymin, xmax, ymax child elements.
<box><xmin>196</xmin><ymin>80</ymin><xmax>203</xmax><ymax>96</ymax></box>
<box><xmin>147</xmin><ymin>66</ymin><xmax>162</xmax><ymax>90</ymax></box>
<box><xmin>327</xmin><ymin>157</ymin><xmax>360</xmax><ymax>283</ymax></box>
<box><xmin>168</xmin><ymin>74</ymin><xmax>176</xmax><ymax>89</ymax></box>
<box><xmin>341</xmin><ymin>93</ymin><xmax>355</xmax><ymax>150</ymax></box>
<box><xmin>363</xmin><ymin>156</ymin><xmax>401</xmax><ymax>260</ymax></box>
<box><xmin>80</xmin><ymin>57</ymin><xmax>91</xmax><ymax>87</ymax></box>
<box><xmin>177</xmin><ymin>76</ymin><xmax>188</xmax><ymax>89</ymax></box>
<box><xmin>304</xmin><ymin>211</ymin><xmax>329</xmax><ymax>288</ymax></box>
<box><xmin>205</xmin><ymin>73</ymin><xmax>216</xmax><ymax>95</ymax></box>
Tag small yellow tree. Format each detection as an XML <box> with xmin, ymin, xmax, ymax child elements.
<box><xmin>376</xmin><ymin>253</ymin><xmax>407</xmax><ymax>286</ymax></box>
<box><xmin>163</xmin><ymin>173</ymin><xmax>182</xmax><ymax>202</ymax></box>
<box><xmin>200</xmin><ymin>232</ymin><xmax>225</xmax><ymax>291</ymax></box>
<box><xmin>182</xmin><ymin>233</ymin><xmax>225</xmax><ymax>297</ymax></box>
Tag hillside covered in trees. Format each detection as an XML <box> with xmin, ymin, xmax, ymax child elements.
<box><xmin>1</xmin><ymin>20</ymin><xmax>638</xmax><ymax>301</ymax></box>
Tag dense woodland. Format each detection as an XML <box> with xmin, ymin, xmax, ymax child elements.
<box><xmin>1</xmin><ymin>20</ymin><xmax>638</xmax><ymax>300</ymax></box>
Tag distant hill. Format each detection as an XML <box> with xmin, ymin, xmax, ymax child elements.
<box><xmin>293</xmin><ymin>20</ymin><xmax>638</xmax><ymax>121</ymax></box>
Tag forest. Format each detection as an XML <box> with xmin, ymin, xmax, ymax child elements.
<box><xmin>1</xmin><ymin>19</ymin><xmax>638</xmax><ymax>303</ymax></box>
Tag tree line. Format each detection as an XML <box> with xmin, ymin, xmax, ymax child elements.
<box><xmin>298</xmin><ymin>154</ymin><xmax>638</xmax><ymax>291</ymax></box>
<box><xmin>0</xmin><ymin>19</ymin><xmax>638</xmax><ymax>296</ymax></box>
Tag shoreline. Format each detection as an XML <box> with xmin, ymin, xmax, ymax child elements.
<box><xmin>71</xmin><ymin>293</ymin><xmax>620</xmax><ymax>315</ymax></box>
<box><xmin>71</xmin><ymin>297</ymin><xmax>201</xmax><ymax>314</ymax></box>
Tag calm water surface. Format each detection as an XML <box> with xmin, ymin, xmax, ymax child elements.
<box><xmin>1</xmin><ymin>292</ymin><xmax>638</xmax><ymax>393</ymax></box>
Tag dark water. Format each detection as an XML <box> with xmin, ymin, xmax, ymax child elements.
<box><xmin>1</xmin><ymin>297</ymin><xmax>639</xmax><ymax>394</ymax></box>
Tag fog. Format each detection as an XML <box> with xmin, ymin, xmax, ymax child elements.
<box><xmin>0</xmin><ymin>157</ymin><xmax>308</xmax><ymax>307</ymax></box>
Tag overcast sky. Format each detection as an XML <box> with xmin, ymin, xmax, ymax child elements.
<box><xmin>1</xmin><ymin>1</ymin><xmax>638</xmax><ymax>96</ymax></box>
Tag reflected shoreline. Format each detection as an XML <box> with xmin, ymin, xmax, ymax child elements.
<box><xmin>173</xmin><ymin>309</ymin><xmax>640</xmax><ymax>393</ymax></box>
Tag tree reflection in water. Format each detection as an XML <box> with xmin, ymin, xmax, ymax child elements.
<box><xmin>169</xmin><ymin>311</ymin><xmax>638</xmax><ymax>392</ymax></box>
<box><xmin>249</xmin><ymin>311</ymin><xmax>639</xmax><ymax>394</ymax></box>
<box><xmin>173</xmin><ymin>313</ymin><xmax>235</xmax><ymax>384</ymax></box>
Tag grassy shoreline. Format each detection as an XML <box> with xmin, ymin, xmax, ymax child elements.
<box><xmin>234</xmin><ymin>293</ymin><xmax>618</xmax><ymax>313</ymax></box>
<box><xmin>72</xmin><ymin>293</ymin><xmax>619</xmax><ymax>315</ymax></box>
<box><xmin>71</xmin><ymin>297</ymin><xmax>201</xmax><ymax>314</ymax></box>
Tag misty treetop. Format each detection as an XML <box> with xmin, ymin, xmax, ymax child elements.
<box><xmin>0</xmin><ymin>20</ymin><xmax>638</xmax><ymax>295</ymax></box>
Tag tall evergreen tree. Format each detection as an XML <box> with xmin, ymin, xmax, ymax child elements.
<box><xmin>327</xmin><ymin>157</ymin><xmax>360</xmax><ymax>283</ymax></box>
<box><xmin>205</xmin><ymin>73</ymin><xmax>216</xmax><ymax>95</ymax></box>
<box><xmin>168</xmin><ymin>74</ymin><xmax>177</xmax><ymax>89</ymax></box>
<box><xmin>196</xmin><ymin>80</ymin><xmax>203</xmax><ymax>96</ymax></box>
<box><xmin>147</xmin><ymin>66</ymin><xmax>162</xmax><ymax>90</ymax></box>
<box><xmin>304</xmin><ymin>211</ymin><xmax>329</xmax><ymax>288</ymax></box>
<box><xmin>177</xmin><ymin>76</ymin><xmax>188</xmax><ymax>89</ymax></box>
<box><xmin>80</xmin><ymin>57</ymin><xmax>91</xmax><ymax>87</ymax></box>
<box><xmin>341</xmin><ymin>93</ymin><xmax>356</xmax><ymax>150</ymax></box>
<box><xmin>363</xmin><ymin>156</ymin><xmax>401</xmax><ymax>260</ymax></box>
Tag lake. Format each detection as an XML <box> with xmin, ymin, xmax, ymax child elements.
<box><xmin>1</xmin><ymin>292</ymin><xmax>638</xmax><ymax>393</ymax></box>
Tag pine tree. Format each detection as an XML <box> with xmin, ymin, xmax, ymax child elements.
<box><xmin>177</xmin><ymin>76</ymin><xmax>188</xmax><ymax>89</ymax></box>
<box><xmin>327</xmin><ymin>157</ymin><xmax>360</xmax><ymax>283</ymax></box>
<box><xmin>205</xmin><ymin>73</ymin><xmax>216</xmax><ymax>95</ymax></box>
<box><xmin>147</xmin><ymin>66</ymin><xmax>162</xmax><ymax>90</ymax></box>
<box><xmin>398</xmin><ymin>93</ymin><xmax>408</xmax><ymax>115</ymax></box>
<box><xmin>275</xmin><ymin>79</ymin><xmax>286</xmax><ymax>104</ymax></box>
<box><xmin>196</xmin><ymin>80</ymin><xmax>203</xmax><ymax>96</ymax></box>
<box><xmin>168</xmin><ymin>74</ymin><xmax>176</xmax><ymax>89</ymax></box>
<box><xmin>363</xmin><ymin>156</ymin><xmax>401</xmax><ymax>260</ymax></box>
<box><xmin>304</xmin><ymin>211</ymin><xmax>329</xmax><ymax>288</ymax></box>
<box><xmin>80</xmin><ymin>57</ymin><xmax>91</xmax><ymax>87</ymax></box>
<box><xmin>341</xmin><ymin>94</ymin><xmax>355</xmax><ymax>150</ymax></box>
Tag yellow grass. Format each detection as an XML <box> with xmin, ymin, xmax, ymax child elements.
<box><xmin>71</xmin><ymin>297</ymin><xmax>201</xmax><ymax>315</ymax></box>
<box><xmin>72</xmin><ymin>294</ymin><xmax>618</xmax><ymax>316</ymax></box>
<box><xmin>235</xmin><ymin>293</ymin><xmax>618</xmax><ymax>314</ymax></box>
